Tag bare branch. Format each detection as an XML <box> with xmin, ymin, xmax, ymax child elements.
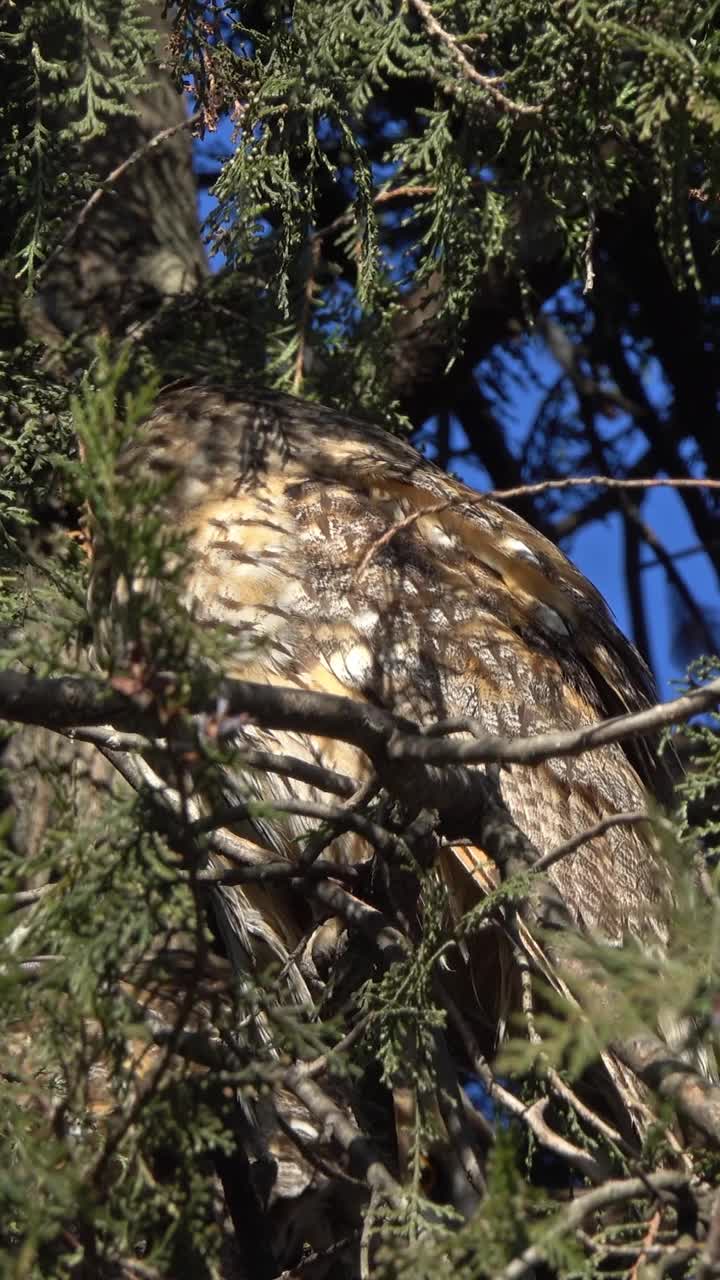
<box><xmin>65</xmin><ymin>724</ymin><xmax>359</xmax><ymax>799</ymax></box>
<box><xmin>36</xmin><ymin>111</ymin><xmax>203</xmax><ymax>283</ymax></box>
<box><xmin>0</xmin><ymin>669</ymin><xmax>411</xmax><ymax>751</ymax></box>
<box><xmin>3</xmin><ymin>670</ymin><xmax>719</xmax><ymax>778</ymax></box>
<box><xmin>194</xmin><ymin>796</ymin><xmax>403</xmax><ymax>860</ymax></box>
<box><xmin>393</xmin><ymin>676</ymin><xmax>720</xmax><ymax>767</ymax></box>
<box><xmin>533</xmin><ymin>811</ymin><xmax>653</xmax><ymax>876</ymax></box>
<box><xmin>487</xmin><ymin>473</ymin><xmax>720</xmax><ymax>502</ymax></box>
<box><xmin>283</xmin><ymin>1066</ymin><xmax>404</xmax><ymax>1206</ymax></box>
<box><xmin>614</xmin><ymin>1034</ymin><xmax>720</xmax><ymax>1147</ymax></box>
<box><xmin>195</xmin><ymin>858</ymin><xmax>359</xmax><ymax>888</ymax></box>
<box><xmin>498</xmin><ymin>1171</ymin><xmax>690</xmax><ymax>1280</ymax></box>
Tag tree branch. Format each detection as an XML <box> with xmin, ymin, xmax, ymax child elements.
<box><xmin>532</xmin><ymin>811</ymin><xmax>653</xmax><ymax>876</ymax></box>
<box><xmin>3</xmin><ymin>670</ymin><xmax>719</xmax><ymax>776</ymax></box>
<box><xmin>498</xmin><ymin>1171</ymin><xmax>690</xmax><ymax>1280</ymax></box>
<box><xmin>614</xmin><ymin>1035</ymin><xmax>720</xmax><ymax>1148</ymax></box>
<box><xmin>36</xmin><ymin>111</ymin><xmax>203</xmax><ymax>285</ymax></box>
<box><xmin>487</xmin><ymin>474</ymin><xmax>720</xmax><ymax>502</ymax></box>
<box><xmin>394</xmin><ymin>677</ymin><xmax>720</xmax><ymax>767</ymax></box>
<box><xmin>407</xmin><ymin>0</ymin><xmax>541</xmax><ymax>118</ymax></box>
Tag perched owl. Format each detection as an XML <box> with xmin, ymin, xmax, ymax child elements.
<box><xmin>103</xmin><ymin>382</ymin><xmax>669</xmax><ymax>922</ymax></box>
<box><xmin>90</xmin><ymin>383</ymin><xmax>675</xmax><ymax>1249</ymax></box>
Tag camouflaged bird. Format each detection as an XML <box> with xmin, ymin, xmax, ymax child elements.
<box><xmin>100</xmin><ymin>383</ymin><xmax>671</xmax><ymax>946</ymax></box>
<box><xmin>89</xmin><ymin>384</ymin><xmax>677</xmax><ymax>1249</ymax></box>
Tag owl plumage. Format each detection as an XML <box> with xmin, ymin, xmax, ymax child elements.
<box><xmin>106</xmin><ymin>384</ymin><xmax>670</xmax><ymax>952</ymax></box>
<box><xmin>83</xmin><ymin>382</ymin><xmax>685</xmax><ymax>1248</ymax></box>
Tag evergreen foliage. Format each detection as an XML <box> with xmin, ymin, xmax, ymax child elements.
<box><xmin>0</xmin><ymin>2</ymin><xmax>719</xmax><ymax>1278</ymax></box>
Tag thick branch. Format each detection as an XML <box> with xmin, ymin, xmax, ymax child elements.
<box><xmin>2</xmin><ymin>671</ymin><xmax>719</xmax><ymax>775</ymax></box>
<box><xmin>614</xmin><ymin>1035</ymin><xmax>720</xmax><ymax>1147</ymax></box>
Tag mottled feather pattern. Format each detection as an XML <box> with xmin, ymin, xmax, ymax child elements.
<box><xmin>107</xmin><ymin>384</ymin><xmax>673</xmax><ymax>959</ymax></box>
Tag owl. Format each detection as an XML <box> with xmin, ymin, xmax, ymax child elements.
<box><xmin>90</xmin><ymin>383</ymin><xmax>674</xmax><ymax>1253</ymax></box>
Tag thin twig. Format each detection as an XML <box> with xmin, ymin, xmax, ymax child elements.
<box><xmin>533</xmin><ymin>811</ymin><xmax>653</xmax><ymax>876</ymax></box>
<box><xmin>542</xmin><ymin>1069</ymin><xmax>634</xmax><ymax>1159</ymax></box>
<box><xmin>620</xmin><ymin>496</ymin><xmax>718</xmax><ymax>657</ymax></box>
<box><xmin>193</xmin><ymin>796</ymin><xmax>403</xmax><ymax>859</ymax></box>
<box><xmin>640</xmin><ymin>540</ymin><xmax>719</xmax><ymax>569</ymax></box>
<box><xmin>301</xmin><ymin>1013</ymin><xmax>377</xmax><ymax>1079</ymax></box>
<box><xmin>276</xmin><ymin>1235</ymin><xmax>359</xmax><ymax>1279</ymax></box>
<box><xmin>393</xmin><ymin>675</ymin><xmax>720</xmax><ymax>767</ymax></box>
<box><xmin>354</xmin><ymin>473</ymin><xmax>720</xmax><ymax>582</ymax></box>
<box><xmin>498</xmin><ymin>1172</ymin><xmax>689</xmax><ymax>1280</ymax></box>
<box><xmin>35</xmin><ymin>111</ymin><xmax>202</xmax><ymax>282</ymax></box>
<box><xmin>354</xmin><ymin>505</ymin><xmax>438</xmax><ymax>583</ymax></box>
<box><xmin>487</xmin><ymin>473</ymin><xmax>720</xmax><ymax>502</ymax></box>
<box><xmin>408</xmin><ymin>0</ymin><xmax>541</xmax><ymax>117</ymax></box>
<box><xmin>506</xmin><ymin>913</ymin><xmax>624</xmax><ymax>1165</ymax></box>
<box><xmin>439</xmin><ymin>984</ymin><xmax>609</xmax><ymax>1182</ymax></box>
<box><xmin>583</xmin><ymin>205</ymin><xmax>596</xmax><ymax>294</ymax></box>
<box><xmin>629</xmin><ymin>1209</ymin><xmax>663</xmax><ymax>1280</ymax></box>
<box><xmin>295</xmin><ymin>774</ymin><xmax>382</xmax><ymax>868</ymax></box>
<box><xmin>312</xmin><ymin>183</ymin><xmax>437</xmax><ymax>243</ymax></box>
<box><xmin>0</xmin><ymin>885</ymin><xmax>56</xmax><ymax>910</ymax></box>
<box><xmin>227</xmin><ymin>744</ymin><xmax>358</xmax><ymax>798</ymax></box>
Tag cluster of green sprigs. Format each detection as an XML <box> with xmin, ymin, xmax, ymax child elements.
<box><xmin>169</xmin><ymin>0</ymin><xmax>720</xmax><ymax>395</ymax></box>
<box><xmin>0</xmin><ymin>356</ymin><xmax>85</xmax><ymax>648</ymax></box>
<box><xmin>76</xmin><ymin>343</ymin><xmax>238</xmax><ymax>692</ymax></box>
<box><xmin>0</xmin><ymin>783</ymin><xmax>222</xmax><ymax>1277</ymax></box>
<box><xmin>0</xmin><ymin>353</ymin><xmax>74</xmax><ymax>533</ymax></box>
<box><xmin>0</xmin><ymin>747</ymin><xmax>349</xmax><ymax>1277</ymax></box>
<box><xmin>0</xmin><ymin>712</ymin><xmax>331</xmax><ymax>1279</ymax></box>
<box><xmin>372</xmin><ymin>1130</ymin><xmax>565</xmax><ymax>1280</ymax></box>
<box><xmin>0</xmin><ymin>0</ymin><xmax>155</xmax><ymax>286</ymax></box>
<box><xmin>148</xmin><ymin>267</ymin><xmax>278</xmax><ymax>388</ymax></box>
<box><xmin>358</xmin><ymin>875</ymin><xmax>448</xmax><ymax>1105</ymax></box>
<box><xmin>673</xmin><ymin>656</ymin><xmax>720</xmax><ymax>857</ymax></box>
<box><xmin>499</xmin><ymin>829</ymin><xmax>719</xmax><ymax>1089</ymax></box>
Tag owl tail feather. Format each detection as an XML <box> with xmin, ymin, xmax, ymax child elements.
<box><xmin>438</xmin><ymin>839</ymin><xmax>704</xmax><ymax>1150</ymax></box>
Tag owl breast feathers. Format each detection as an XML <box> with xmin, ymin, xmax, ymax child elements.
<box><xmin>107</xmin><ymin>384</ymin><xmax>672</xmax><ymax>962</ymax></box>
